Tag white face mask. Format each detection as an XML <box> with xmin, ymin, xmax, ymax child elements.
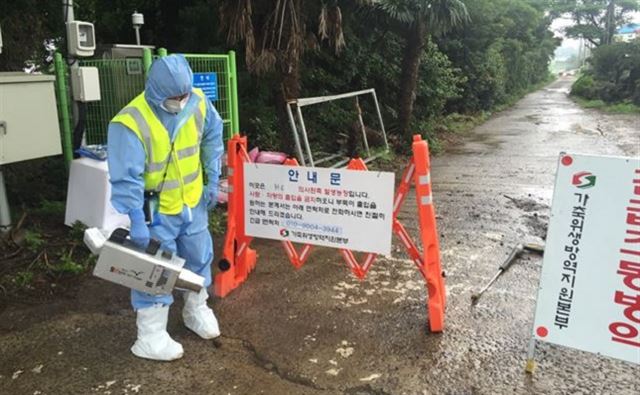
<box><xmin>162</xmin><ymin>95</ymin><xmax>189</xmax><ymax>114</ymax></box>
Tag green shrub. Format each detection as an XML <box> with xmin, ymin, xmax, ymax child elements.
<box><xmin>574</xmin><ymin>42</ymin><xmax>640</xmax><ymax>105</ymax></box>
<box><xmin>571</xmin><ymin>74</ymin><xmax>596</xmax><ymax>100</ymax></box>
<box><xmin>579</xmin><ymin>99</ymin><xmax>606</xmax><ymax>109</ymax></box>
<box><xmin>54</xmin><ymin>250</ymin><xmax>86</xmax><ymax>274</ymax></box>
<box><xmin>23</xmin><ymin>230</ymin><xmax>45</xmax><ymax>252</ymax></box>
<box><xmin>13</xmin><ymin>271</ymin><xmax>34</xmax><ymax>287</ymax></box>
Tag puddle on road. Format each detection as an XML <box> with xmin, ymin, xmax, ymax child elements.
<box><xmin>503</xmin><ymin>194</ymin><xmax>549</xmax><ymax>212</ymax></box>
<box><xmin>446</xmin><ymin>133</ymin><xmax>502</xmax><ymax>155</ymax></box>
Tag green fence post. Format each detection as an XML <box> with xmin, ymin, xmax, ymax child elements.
<box><xmin>158</xmin><ymin>48</ymin><xmax>168</xmax><ymax>57</ymax></box>
<box><xmin>54</xmin><ymin>52</ymin><xmax>73</xmax><ymax>168</ymax></box>
<box><xmin>228</xmin><ymin>50</ymin><xmax>240</xmax><ymax>137</ymax></box>
<box><xmin>223</xmin><ymin>56</ymin><xmax>234</xmax><ymax>140</ymax></box>
<box><xmin>143</xmin><ymin>47</ymin><xmax>153</xmax><ymax>76</ymax></box>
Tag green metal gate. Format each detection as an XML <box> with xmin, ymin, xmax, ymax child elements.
<box><xmin>79</xmin><ymin>56</ymin><xmax>148</xmax><ymax>145</ymax></box>
<box><xmin>54</xmin><ymin>48</ymin><xmax>239</xmax><ymax>166</ymax></box>
<box><xmin>182</xmin><ymin>53</ymin><xmax>240</xmax><ymax>142</ymax></box>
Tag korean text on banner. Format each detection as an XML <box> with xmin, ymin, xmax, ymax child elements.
<box><xmin>532</xmin><ymin>153</ymin><xmax>640</xmax><ymax>365</ymax></box>
<box><xmin>244</xmin><ymin>163</ymin><xmax>395</xmax><ymax>255</ymax></box>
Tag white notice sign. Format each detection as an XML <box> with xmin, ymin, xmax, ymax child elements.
<box><xmin>244</xmin><ymin>163</ymin><xmax>394</xmax><ymax>255</ymax></box>
<box><xmin>532</xmin><ymin>153</ymin><xmax>640</xmax><ymax>365</ymax></box>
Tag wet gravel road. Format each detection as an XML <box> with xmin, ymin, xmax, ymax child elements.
<box><xmin>1</xmin><ymin>77</ymin><xmax>639</xmax><ymax>394</ymax></box>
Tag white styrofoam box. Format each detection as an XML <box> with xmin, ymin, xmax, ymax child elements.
<box><xmin>65</xmin><ymin>158</ymin><xmax>130</xmax><ymax>231</ymax></box>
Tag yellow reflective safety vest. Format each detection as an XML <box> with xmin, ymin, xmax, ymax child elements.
<box><xmin>111</xmin><ymin>88</ymin><xmax>207</xmax><ymax>215</ymax></box>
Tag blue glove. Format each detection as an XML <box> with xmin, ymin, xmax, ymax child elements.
<box><xmin>128</xmin><ymin>208</ymin><xmax>150</xmax><ymax>248</ymax></box>
<box><xmin>206</xmin><ymin>183</ymin><xmax>218</xmax><ymax>210</ymax></box>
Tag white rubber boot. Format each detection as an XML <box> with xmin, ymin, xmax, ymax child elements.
<box><xmin>131</xmin><ymin>305</ymin><xmax>184</xmax><ymax>361</ymax></box>
<box><xmin>183</xmin><ymin>288</ymin><xmax>220</xmax><ymax>339</ymax></box>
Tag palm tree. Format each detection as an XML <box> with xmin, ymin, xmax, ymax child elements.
<box><xmin>219</xmin><ymin>0</ymin><xmax>346</xmax><ymax>151</ymax></box>
<box><xmin>365</xmin><ymin>0</ymin><xmax>469</xmax><ymax>140</ymax></box>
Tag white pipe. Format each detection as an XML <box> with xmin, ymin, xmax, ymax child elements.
<box><xmin>355</xmin><ymin>96</ymin><xmax>371</xmax><ymax>157</ymax></box>
<box><xmin>295</xmin><ymin>105</ymin><xmax>315</xmax><ymax>167</ymax></box>
<box><xmin>0</xmin><ymin>168</ymin><xmax>12</xmax><ymax>233</ymax></box>
<box><xmin>286</xmin><ymin>103</ymin><xmax>306</xmax><ymax>166</ymax></box>
<box><xmin>290</xmin><ymin>89</ymin><xmax>375</xmax><ymax>107</ymax></box>
<box><xmin>63</xmin><ymin>0</ymin><xmax>75</xmax><ymax>23</ymax></box>
<box><xmin>134</xmin><ymin>26</ymin><xmax>141</xmax><ymax>46</ymax></box>
<box><xmin>371</xmin><ymin>90</ymin><xmax>389</xmax><ymax>152</ymax></box>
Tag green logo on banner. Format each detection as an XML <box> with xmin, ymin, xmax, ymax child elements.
<box><xmin>572</xmin><ymin>171</ymin><xmax>596</xmax><ymax>189</ymax></box>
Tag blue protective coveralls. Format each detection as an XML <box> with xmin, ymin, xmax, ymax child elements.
<box><xmin>107</xmin><ymin>55</ymin><xmax>224</xmax><ymax>310</ymax></box>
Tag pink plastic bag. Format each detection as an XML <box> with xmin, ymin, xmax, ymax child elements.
<box><xmin>248</xmin><ymin>147</ymin><xmax>260</xmax><ymax>162</ymax></box>
<box><xmin>256</xmin><ymin>151</ymin><xmax>287</xmax><ymax>164</ymax></box>
<box><xmin>248</xmin><ymin>147</ymin><xmax>287</xmax><ymax>164</ymax></box>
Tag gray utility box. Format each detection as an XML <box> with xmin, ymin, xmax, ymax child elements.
<box><xmin>0</xmin><ymin>73</ymin><xmax>62</xmax><ymax>165</ymax></box>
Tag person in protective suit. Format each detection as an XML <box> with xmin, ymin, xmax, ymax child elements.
<box><xmin>107</xmin><ymin>55</ymin><xmax>224</xmax><ymax>361</ymax></box>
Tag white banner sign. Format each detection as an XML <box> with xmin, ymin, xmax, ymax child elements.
<box><xmin>243</xmin><ymin>163</ymin><xmax>394</xmax><ymax>255</ymax></box>
<box><xmin>532</xmin><ymin>153</ymin><xmax>640</xmax><ymax>365</ymax></box>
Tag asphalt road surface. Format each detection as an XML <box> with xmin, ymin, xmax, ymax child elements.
<box><xmin>1</xmin><ymin>77</ymin><xmax>639</xmax><ymax>394</ymax></box>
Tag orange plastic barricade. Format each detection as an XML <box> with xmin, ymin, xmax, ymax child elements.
<box><xmin>214</xmin><ymin>136</ymin><xmax>257</xmax><ymax>297</ymax></box>
<box><xmin>215</xmin><ymin>134</ymin><xmax>446</xmax><ymax>332</ymax></box>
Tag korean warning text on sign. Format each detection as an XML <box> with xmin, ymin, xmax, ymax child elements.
<box><xmin>532</xmin><ymin>154</ymin><xmax>640</xmax><ymax>365</ymax></box>
<box><xmin>244</xmin><ymin>163</ymin><xmax>394</xmax><ymax>255</ymax></box>
<box><xmin>609</xmin><ymin>168</ymin><xmax>640</xmax><ymax>348</ymax></box>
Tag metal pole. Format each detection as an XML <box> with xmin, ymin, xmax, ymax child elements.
<box><xmin>221</xmin><ymin>55</ymin><xmax>234</xmax><ymax>139</ymax></box>
<box><xmin>63</xmin><ymin>0</ymin><xmax>81</xmax><ymax>149</ymax></box>
<box><xmin>0</xmin><ymin>167</ymin><xmax>11</xmax><ymax>233</ymax></box>
<box><xmin>286</xmin><ymin>103</ymin><xmax>306</xmax><ymax>166</ymax></box>
<box><xmin>371</xmin><ymin>90</ymin><xmax>389</xmax><ymax>152</ymax></box>
<box><xmin>134</xmin><ymin>26</ymin><xmax>141</xmax><ymax>46</ymax></box>
<box><xmin>295</xmin><ymin>105</ymin><xmax>314</xmax><ymax>167</ymax></box>
<box><xmin>142</xmin><ymin>47</ymin><xmax>152</xmax><ymax>77</ymax></box>
<box><xmin>525</xmin><ymin>337</ymin><xmax>537</xmax><ymax>374</ymax></box>
<box><xmin>62</xmin><ymin>0</ymin><xmax>75</xmax><ymax>22</ymax></box>
<box><xmin>54</xmin><ymin>52</ymin><xmax>74</xmax><ymax>167</ymax></box>
<box><xmin>355</xmin><ymin>96</ymin><xmax>371</xmax><ymax>157</ymax></box>
<box><xmin>229</xmin><ymin>51</ymin><xmax>240</xmax><ymax>136</ymax></box>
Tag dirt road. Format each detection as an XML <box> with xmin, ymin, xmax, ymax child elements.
<box><xmin>1</xmin><ymin>77</ymin><xmax>638</xmax><ymax>394</ymax></box>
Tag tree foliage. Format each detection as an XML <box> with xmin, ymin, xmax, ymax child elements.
<box><xmin>551</xmin><ymin>0</ymin><xmax>639</xmax><ymax>46</ymax></box>
<box><xmin>0</xmin><ymin>0</ymin><xmax>558</xmax><ymax>155</ymax></box>
<box><xmin>572</xmin><ymin>41</ymin><xmax>640</xmax><ymax>105</ymax></box>
<box><xmin>438</xmin><ymin>0</ymin><xmax>558</xmax><ymax>113</ymax></box>
<box><xmin>363</xmin><ymin>0</ymin><xmax>470</xmax><ymax>140</ymax></box>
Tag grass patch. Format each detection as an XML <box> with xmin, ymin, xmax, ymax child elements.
<box><xmin>414</xmin><ymin>112</ymin><xmax>490</xmax><ymax>155</ymax></box>
<box><xmin>54</xmin><ymin>252</ymin><xmax>86</xmax><ymax>274</ymax></box>
<box><xmin>572</xmin><ymin>96</ymin><xmax>640</xmax><ymax>114</ymax></box>
<box><xmin>33</xmin><ymin>200</ymin><xmax>66</xmax><ymax>217</ymax></box>
<box><xmin>0</xmin><ymin>204</ymin><xmax>95</xmax><ymax>297</ymax></box>
<box><xmin>23</xmin><ymin>229</ymin><xmax>45</xmax><ymax>252</ymax></box>
<box><xmin>606</xmin><ymin>102</ymin><xmax>640</xmax><ymax>114</ymax></box>
<box><xmin>209</xmin><ymin>207</ymin><xmax>228</xmax><ymax>235</ymax></box>
<box><xmin>13</xmin><ymin>271</ymin><xmax>34</xmax><ymax>287</ymax></box>
<box><xmin>441</xmin><ymin>112</ymin><xmax>491</xmax><ymax>134</ymax></box>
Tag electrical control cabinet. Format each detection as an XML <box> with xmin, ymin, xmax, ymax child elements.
<box><xmin>67</xmin><ymin>21</ymin><xmax>96</xmax><ymax>57</ymax></box>
<box><xmin>71</xmin><ymin>66</ymin><xmax>101</xmax><ymax>102</ymax></box>
<box><xmin>0</xmin><ymin>73</ymin><xmax>62</xmax><ymax>165</ymax></box>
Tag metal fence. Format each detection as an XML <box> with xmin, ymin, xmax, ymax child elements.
<box><xmin>54</xmin><ymin>49</ymin><xmax>239</xmax><ymax>165</ymax></box>
<box><xmin>182</xmin><ymin>53</ymin><xmax>239</xmax><ymax>141</ymax></box>
<box><xmin>79</xmin><ymin>57</ymin><xmax>147</xmax><ymax>145</ymax></box>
